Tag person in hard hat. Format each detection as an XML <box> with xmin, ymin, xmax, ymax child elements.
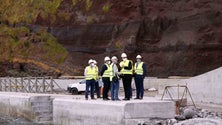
<box><xmin>134</xmin><ymin>55</ymin><xmax>146</xmax><ymax>100</ymax></box>
<box><xmin>100</xmin><ymin>56</ymin><xmax>111</xmax><ymax>101</ymax></box>
<box><xmin>93</xmin><ymin>60</ymin><xmax>101</xmax><ymax>98</ymax></box>
<box><xmin>110</xmin><ymin>56</ymin><xmax>121</xmax><ymax>101</ymax></box>
<box><xmin>84</xmin><ymin>59</ymin><xmax>96</xmax><ymax>100</ymax></box>
<box><xmin>119</xmin><ymin>53</ymin><xmax>133</xmax><ymax>101</ymax></box>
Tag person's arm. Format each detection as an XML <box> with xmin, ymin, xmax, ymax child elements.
<box><xmin>117</xmin><ymin>63</ymin><xmax>121</xmax><ymax>72</ymax></box>
<box><xmin>84</xmin><ymin>68</ymin><xmax>87</xmax><ymax>76</ymax></box>
<box><xmin>142</xmin><ymin>63</ymin><xmax>146</xmax><ymax>78</ymax></box>
<box><xmin>100</xmin><ymin>65</ymin><xmax>107</xmax><ymax>76</ymax></box>
<box><xmin>124</xmin><ymin>61</ymin><xmax>132</xmax><ymax>70</ymax></box>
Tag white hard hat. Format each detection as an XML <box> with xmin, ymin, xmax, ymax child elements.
<box><xmin>136</xmin><ymin>55</ymin><xmax>142</xmax><ymax>59</ymax></box>
<box><xmin>88</xmin><ymin>59</ymin><xmax>93</xmax><ymax>64</ymax></box>
<box><xmin>93</xmin><ymin>60</ymin><xmax>97</xmax><ymax>64</ymax></box>
<box><xmin>121</xmin><ymin>53</ymin><xmax>127</xmax><ymax>58</ymax></box>
<box><xmin>104</xmin><ymin>56</ymin><xmax>110</xmax><ymax>61</ymax></box>
<box><xmin>111</xmin><ymin>56</ymin><xmax>118</xmax><ymax>60</ymax></box>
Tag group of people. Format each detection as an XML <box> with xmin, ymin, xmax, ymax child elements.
<box><xmin>84</xmin><ymin>53</ymin><xmax>146</xmax><ymax>101</ymax></box>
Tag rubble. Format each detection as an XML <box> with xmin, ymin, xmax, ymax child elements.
<box><xmin>175</xmin><ymin>107</ymin><xmax>222</xmax><ymax>125</ymax></box>
<box><xmin>136</xmin><ymin>106</ymin><xmax>222</xmax><ymax>125</ymax></box>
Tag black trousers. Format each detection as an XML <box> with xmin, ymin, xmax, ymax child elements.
<box><xmin>102</xmin><ymin>77</ymin><xmax>111</xmax><ymax>99</ymax></box>
<box><xmin>122</xmin><ymin>74</ymin><xmax>132</xmax><ymax>99</ymax></box>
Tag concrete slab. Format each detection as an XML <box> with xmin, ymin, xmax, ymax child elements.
<box><xmin>53</xmin><ymin>97</ymin><xmax>175</xmax><ymax>125</ymax></box>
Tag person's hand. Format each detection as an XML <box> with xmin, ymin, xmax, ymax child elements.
<box><xmin>99</xmin><ymin>76</ymin><xmax>102</xmax><ymax>79</ymax></box>
<box><xmin>120</xmin><ymin>63</ymin><xmax>124</xmax><ymax>67</ymax></box>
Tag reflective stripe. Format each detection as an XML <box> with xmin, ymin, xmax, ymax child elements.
<box><xmin>120</xmin><ymin>60</ymin><xmax>133</xmax><ymax>75</ymax></box>
<box><xmin>85</xmin><ymin>66</ymin><xmax>97</xmax><ymax>80</ymax></box>
<box><xmin>102</xmin><ymin>64</ymin><xmax>111</xmax><ymax>78</ymax></box>
<box><xmin>135</xmin><ymin>62</ymin><xmax>144</xmax><ymax>75</ymax></box>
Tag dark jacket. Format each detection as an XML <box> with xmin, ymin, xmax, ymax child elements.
<box><xmin>100</xmin><ymin>64</ymin><xmax>108</xmax><ymax>76</ymax></box>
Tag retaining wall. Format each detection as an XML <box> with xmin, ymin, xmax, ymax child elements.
<box><xmin>182</xmin><ymin>67</ymin><xmax>222</xmax><ymax>104</ymax></box>
<box><xmin>0</xmin><ymin>92</ymin><xmax>52</xmax><ymax>124</ymax></box>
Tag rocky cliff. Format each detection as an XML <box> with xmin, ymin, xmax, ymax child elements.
<box><xmin>1</xmin><ymin>0</ymin><xmax>222</xmax><ymax>77</ymax></box>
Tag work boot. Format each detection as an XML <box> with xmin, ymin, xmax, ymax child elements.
<box><xmin>91</xmin><ymin>98</ymin><xmax>96</xmax><ymax>100</ymax></box>
<box><xmin>122</xmin><ymin>98</ymin><xmax>130</xmax><ymax>101</ymax></box>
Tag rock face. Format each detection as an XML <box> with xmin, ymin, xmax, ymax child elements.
<box><xmin>2</xmin><ymin>0</ymin><xmax>222</xmax><ymax>76</ymax></box>
<box><xmin>52</xmin><ymin>0</ymin><xmax>222</xmax><ymax>76</ymax></box>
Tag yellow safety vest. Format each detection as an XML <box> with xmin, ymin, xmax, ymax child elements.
<box><xmin>120</xmin><ymin>60</ymin><xmax>133</xmax><ymax>75</ymax></box>
<box><xmin>85</xmin><ymin>66</ymin><xmax>97</xmax><ymax>80</ymax></box>
<box><xmin>134</xmin><ymin>62</ymin><xmax>144</xmax><ymax>75</ymax></box>
<box><xmin>102</xmin><ymin>63</ymin><xmax>111</xmax><ymax>78</ymax></box>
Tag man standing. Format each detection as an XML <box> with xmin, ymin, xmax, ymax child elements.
<box><xmin>100</xmin><ymin>56</ymin><xmax>111</xmax><ymax>101</ymax></box>
<box><xmin>110</xmin><ymin>56</ymin><xmax>121</xmax><ymax>101</ymax></box>
<box><xmin>120</xmin><ymin>53</ymin><xmax>133</xmax><ymax>101</ymax></box>
<box><xmin>84</xmin><ymin>59</ymin><xmax>96</xmax><ymax>100</ymax></box>
<box><xmin>134</xmin><ymin>55</ymin><xmax>146</xmax><ymax>100</ymax></box>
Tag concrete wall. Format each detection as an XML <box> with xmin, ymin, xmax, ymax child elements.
<box><xmin>53</xmin><ymin>98</ymin><xmax>175</xmax><ymax>125</ymax></box>
<box><xmin>0</xmin><ymin>92</ymin><xmax>52</xmax><ymax>124</ymax></box>
<box><xmin>54</xmin><ymin>77</ymin><xmax>188</xmax><ymax>92</ymax></box>
<box><xmin>0</xmin><ymin>93</ymin><xmax>33</xmax><ymax>119</ymax></box>
<box><xmin>181</xmin><ymin>67</ymin><xmax>222</xmax><ymax>105</ymax></box>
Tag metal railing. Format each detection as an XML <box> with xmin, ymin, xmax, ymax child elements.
<box><xmin>0</xmin><ymin>77</ymin><xmax>63</xmax><ymax>93</ymax></box>
<box><xmin>161</xmin><ymin>84</ymin><xmax>195</xmax><ymax>107</ymax></box>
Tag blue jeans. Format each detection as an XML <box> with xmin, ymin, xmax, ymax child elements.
<box><xmin>134</xmin><ymin>75</ymin><xmax>144</xmax><ymax>98</ymax></box>
<box><xmin>95</xmin><ymin>81</ymin><xmax>100</xmax><ymax>97</ymax></box>
<box><xmin>85</xmin><ymin>79</ymin><xmax>95</xmax><ymax>99</ymax></box>
<box><xmin>111</xmin><ymin>81</ymin><xmax>120</xmax><ymax>100</ymax></box>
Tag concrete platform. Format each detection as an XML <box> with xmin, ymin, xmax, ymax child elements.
<box><xmin>53</xmin><ymin>97</ymin><xmax>175</xmax><ymax>125</ymax></box>
<box><xmin>0</xmin><ymin>92</ymin><xmax>175</xmax><ymax>125</ymax></box>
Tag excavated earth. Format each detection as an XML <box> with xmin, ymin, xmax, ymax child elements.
<box><xmin>1</xmin><ymin>0</ymin><xmax>222</xmax><ymax>77</ymax></box>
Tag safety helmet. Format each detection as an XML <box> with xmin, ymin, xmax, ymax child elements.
<box><xmin>136</xmin><ymin>55</ymin><xmax>142</xmax><ymax>59</ymax></box>
<box><xmin>121</xmin><ymin>53</ymin><xmax>127</xmax><ymax>58</ymax></box>
<box><xmin>93</xmin><ymin>60</ymin><xmax>97</xmax><ymax>64</ymax></box>
<box><xmin>88</xmin><ymin>59</ymin><xmax>94</xmax><ymax>64</ymax></box>
<box><xmin>104</xmin><ymin>56</ymin><xmax>110</xmax><ymax>61</ymax></box>
<box><xmin>111</xmin><ymin>56</ymin><xmax>118</xmax><ymax>60</ymax></box>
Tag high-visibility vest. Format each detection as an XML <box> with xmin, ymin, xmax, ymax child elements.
<box><xmin>85</xmin><ymin>66</ymin><xmax>97</xmax><ymax>80</ymax></box>
<box><xmin>120</xmin><ymin>60</ymin><xmax>133</xmax><ymax>75</ymax></box>
<box><xmin>134</xmin><ymin>62</ymin><xmax>144</xmax><ymax>75</ymax></box>
<box><xmin>102</xmin><ymin>63</ymin><xmax>111</xmax><ymax>78</ymax></box>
